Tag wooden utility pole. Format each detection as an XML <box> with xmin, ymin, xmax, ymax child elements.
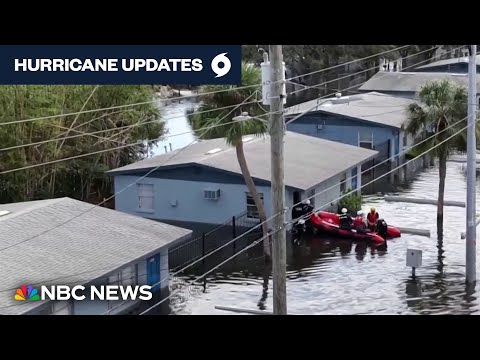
<box><xmin>466</xmin><ymin>44</ymin><xmax>477</xmax><ymax>284</ymax></box>
<box><xmin>268</xmin><ymin>45</ymin><xmax>287</xmax><ymax>315</ymax></box>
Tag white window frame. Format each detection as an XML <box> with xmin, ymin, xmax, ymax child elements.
<box><xmin>137</xmin><ymin>183</ymin><xmax>154</xmax><ymax>213</ymax></box>
<box><xmin>246</xmin><ymin>192</ymin><xmax>264</xmax><ymax>219</ymax></box>
<box><xmin>358</xmin><ymin>130</ymin><xmax>374</xmax><ymax>149</ymax></box>
<box><xmin>204</xmin><ymin>189</ymin><xmax>221</xmax><ymax>200</ymax></box>
<box><xmin>340</xmin><ymin>172</ymin><xmax>347</xmax><ymax>193</ymax></box>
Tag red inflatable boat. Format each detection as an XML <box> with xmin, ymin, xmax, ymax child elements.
<box><xmin>307</xmin><ymin>211</ymin><xmax>401</xmax><ymax>244</ymax></box>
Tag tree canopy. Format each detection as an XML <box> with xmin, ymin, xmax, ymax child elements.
<box><xmin>0</xmin><ymin>85</ymin><xmax>164</xmax><ymax>204</ymax></box>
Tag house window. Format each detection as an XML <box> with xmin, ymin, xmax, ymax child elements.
<box><xmin>340</xmin><ymin>173</ymin><xmax>347</xmax><ymax>193</ymax></box>
<box><xmin>246</xmin><ymin>192</ymin><xmax>264</xmax><ymax>219</ymax></box>
<box><xmin>204</xmin><ymin>189</ymin><xmax>221</xmax><ymax>200</ymax></box>
<box><xmin>351</xmin><ymin>167</ymin><xmax>358</xmax><ymax>190</ymax></box>
<box><xmin>137</xmin><ymin>183</ymin><xmax>154</xmax><ymax>211</ymax></box>
<box><xmin>358</xmin><ymin>130</ymin><xmax>374</xmax><ymax>149</ymax></box>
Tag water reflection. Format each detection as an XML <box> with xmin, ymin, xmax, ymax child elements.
<box><xmin>165</xmin><ymin>161</ymin><xmax>480</xmax><ymax>315</ymax></box>
<box><xmin>257</xmin><ymin>264</ymin><xmax>271</xmax><ymax>311</ymax></box>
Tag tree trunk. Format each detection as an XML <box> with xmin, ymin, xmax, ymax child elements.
<box><xmin>437</xmin><ymin>152</ymin><xmax>447</xmax><ymax>239</ymax></box>
<box><xmin>235</xmin><ymin>142</ymin><xmax>271</xmax><ymax>259</ymax></box>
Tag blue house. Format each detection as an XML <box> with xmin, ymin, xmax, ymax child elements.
<box><xmin>0</xmin><ymin>197</ymin><xmax>191</xmax><ymax>315</ymax></box>
<box><xmin>285</xmin><ymin>92</ymin><xmax>420</xmax><ymax>191</ymax></box>
<box><xmin>108</xmin><ymin>132</ymin><xmax>377</xmax><ymax>228</ymax></box>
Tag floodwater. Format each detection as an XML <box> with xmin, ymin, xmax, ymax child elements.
<box><xmin>151</xmin><ymin>93</ymin><xmax>198</xmax><ymax>156</ymax></box>
<box><xmin>164</xmin><ymin>162</ymin><xmax>480</xmax><ymax>315</ymax></box>
<box><xmin>147</xmin><ymin>100</ymin><xmax>480</xmax><ymax>315</ymax></box>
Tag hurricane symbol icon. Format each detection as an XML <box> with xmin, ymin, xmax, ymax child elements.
<box><xmin>211</xmin><ymin>53</ymin><xmax>231</xmax><ymax>78</ymax></box>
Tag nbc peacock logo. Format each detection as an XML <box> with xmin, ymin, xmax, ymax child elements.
<box><xmin>14</xmin><ymin>285</ymin><xmax>40</xmax><ymax>301</ymax></box>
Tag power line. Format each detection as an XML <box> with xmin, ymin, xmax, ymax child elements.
<box><xmin>1</xmin><ymin>46</ymin><xmax>465</xmax><ymax>283</ymax></box>
<box><xmin>0</xmin><ymin>98</ymin><xmax>263</xmax><ymax>153</ymax></box>
<box><xmin>287</xmin><ymin>45</ymin><xmax>442</xmax><ymax>96</ymax></box>
<box><xmin>286</xmin><ymin>45</ymin><xmax>413</xmax><ymax>82</ymax></box>
<box><xmin>0</xmin><ymin>45</ymin><xmax>414</xmax><ymax>128</ymax></box>
<box><xmin>138</xmin><ymin>117</ymin><xmax>473</xmax><ymax>315</ymax></box>
<box><xmin>0</xmin><ymin>46</ymin><xmax>459</xmax><ymax>297</ymax></box>
<box><xmin>287</xmin><ymin>45</ymin><xmax>462</xmax><ymax>104</ymax></box>
<box><xmin>0</xmin><ymin>105</ymin><xmax>467</xmax><ymax>306</ymax></box>
<box><xmin>0</xmin><ymin>46</ymin><xmax>430</xmax><ymax>154</ymax></box>
<box><xmin>1</xmin><ymin>45</ymin><xmax>438</xmax><ymax>171</ymax></box>
<box><xmin>0</xmin><ymin>93</ymin><xmax>270</xmax><ymax>253</ymax></box>
<box><xmin>139</xmin><ymin>227</ymin><xmax>284</xmax><ymax>315</ymax></box>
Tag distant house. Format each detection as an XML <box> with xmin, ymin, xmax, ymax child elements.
<box><xmin>108</xmin><ymin>132</ymin><xmax>377</xmax><ymax>228</ymax></box>
<box><xmin>0</xmin><ymin>197</ymin><xmax>191</xmax><ymax>315</ymax></box>
<box><xmin>358</xmin><ymin>71</ymin><xmax>480</xmax><ymax>102</ymax></box>
<box><xmin>413</xmin><ymin>55</ymin><xmax>480</xmax><ymax>74</ymax></box>
<box><xmin>285</xmin><ymin>92</ymin><xmax>422</xmax><ymax>191</ymax></box>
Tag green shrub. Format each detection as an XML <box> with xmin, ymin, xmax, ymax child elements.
<box><xmin>338</xmin><ymin>188</ymin><xmax>362</xmax><ymax>215</ymax></box>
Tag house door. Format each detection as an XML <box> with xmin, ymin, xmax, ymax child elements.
<box><xmin>147</xmin><ymin>254</ymin><xmax>161</xmax><ymax>293</ymax></box>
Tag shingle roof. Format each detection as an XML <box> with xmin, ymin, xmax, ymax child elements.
<box><xmin>284</xmin><ymin>92</ymin><xmax>415</xmax><ymax>129</ymax></box>
<box><xmin>416</xmin><ymin>55</ymin><xmax>480</xmax><ymax>69</ymax></box>
<box><xmin>0</xmin><ymin>197</ymin><xmax>192</xmax><ymax>315</ymax></box>
<box><xmin>358</xmin><ymin>71</ymin><xmax>480</xmax><ymax>93</ymax></box>
<box><xmin>108</xmin><ymin>131</ymin><xmax>377</xmax><ymax>191</ymax></box>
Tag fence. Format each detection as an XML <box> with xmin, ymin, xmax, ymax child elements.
<box><xmin>168</xmin><ymin>211</ymin><xmax>263</xmax><ymax>272</ymax></box>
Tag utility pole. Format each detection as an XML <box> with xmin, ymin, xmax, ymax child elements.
<box><xmin>269</xmin><ymin>45</ymin><xmax>287</xmax><ymax>314</ymax></box>
<box><xmin>466</xmin><ymin>44</ymin><xmax>477</xmax><ymax>284</ymax></box>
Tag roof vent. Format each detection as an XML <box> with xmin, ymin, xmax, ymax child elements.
<box><xmin>0</xmin><ymin>210</ymin><xmax>11</xmax><ymax>217</ymax></box>
<box><xmin>335</xmin><ymin>92</ymin><xmax>342</xmax><ymax>98</ymax></box>
<box><xmin>206</xmin><ymin>148</ymin><xmax>223</xmax><ymax>155</ymax></box>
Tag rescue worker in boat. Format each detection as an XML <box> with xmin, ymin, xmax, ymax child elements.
<box><xmin>301</xmin><ymin>199</ymin><xmax>314</xmax><ymax>217</ymax></box>
<box><xmin>353</xmin><ymin>210</ymin><xmax>367</xmax><ymax>233</ymax></box>
<box><xmin>367</xmin><ymin>207</ymin><xmax>380</xmax><ymax>231</ymax></box>
<box><xmin>339</xmin><ymin>208</ymin><xmax>353</xmax><ymax>230</ymax></box>
<box><xmin>292</xmin><ymin>199</ymin><xmax>314</xmax><ymax>226</ymax></box>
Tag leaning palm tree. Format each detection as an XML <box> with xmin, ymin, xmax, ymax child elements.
<box><xmin>188</xmin><ymin>63</ymin><xmax>271</xmax><ymax>258</ymax></box>
<box><xmin>405</xmin><ymin>80</ymin><xmax>469</xmax><ymax>238</ymax></box>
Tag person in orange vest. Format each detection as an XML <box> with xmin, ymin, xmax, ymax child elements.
<box><xmin>367</xmin><ymin>207</ymin><xmax>379</xmax><ymax>231</ymax></box>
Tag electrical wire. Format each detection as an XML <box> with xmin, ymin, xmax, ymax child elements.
<box><xmin>137</xmin><ymin>116</ymin><xmax>474</xmax><ymax>315</ymax></box>
<box><xmin>0</xmin><ymin>46</ymin><xmax>437</xmax><ymax>154</ymax></box>
<box><xmin>0</xmin><ymin>98</ymin><xmax>263</xmax><ymax>153</ymax></box>
<box><xmin>0</xmin><ymin>45</ymin><xmax>463</xmax><ymax>304</ymax></box>
<box><xmin>0</xmin><ymin>45</ymin><xmax>415</xmax><ymax>128</ymax></box>
<box><xmin>0</xmin><ymin>93</ymin><xmax>268</xmax><ymax>252</ymax></box>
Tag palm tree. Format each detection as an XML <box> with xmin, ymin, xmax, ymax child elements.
<box><xmin>188</xmin><ymin>63</ymin><xmax>271</xmax><ymax>258</ymax></box>
<box><xmin>405</xmin><ymin>80</ymin><xmax>469</xmax><ymax>237</ymax></box>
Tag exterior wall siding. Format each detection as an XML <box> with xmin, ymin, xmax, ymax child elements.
<box><xmin>286</xmin><ymin>114</ymin><xmax>399</xmax><ymax>159</ymax></box>
<box><xmin>114</xmin><ymin>175</ymin><xmax>274</xmax><ymax>225</ymax></box>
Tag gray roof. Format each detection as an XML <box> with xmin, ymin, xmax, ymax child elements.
<box><xmin>108</xmin><ymin>131</ymin><xmax>377</xmax><ymax>191</ymax></box>
<box><xmin>416</xmin><ymin>55</ymin><xmax>480</xmax><ymax>69</ymax></box>
<box><xmin>358</xmin><ymin>71</ymin><xmax>480</xmax><ymax>93</ymax></box>
<box><xmin>0</xmin><ymin>197</ymin><xmax>192</xmax><ymax>315</ymax></box>
<box><xmin>284</xmin><ymin>92</ymin><xmax>415</xmax><ymax>129</ymax></box>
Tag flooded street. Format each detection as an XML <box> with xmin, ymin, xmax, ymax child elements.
<box><xmin>152</xmin><ymin>94</ymin><xmax>198</xmax><ymax>156</ymax></box>
<box><xmin>166</xmin><ymin>162</ymin><xmax>480</xmax><ymax>315</ymax></box>
<box><xmin>151</xmin><ymin>100</ymin><xmax>480</xmax><ymax>315</ymax></box>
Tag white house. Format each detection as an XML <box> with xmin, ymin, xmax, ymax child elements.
<box><xmin>108</xmin><ymin>131</ymin><xmax>377</xmax><ymax>228</ymax></box>
<box><xmin>0</xmin><ymin>197</ymin><xmax>191</xmax><ymax>315</ymax></box>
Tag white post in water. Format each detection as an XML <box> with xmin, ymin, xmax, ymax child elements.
<box><xmin>466</xmin><ymin>45</ymin><xmax>477</xmax><ymax>284</ymax></box>
<box><xmin>406</xmin><ymin>249</ymin><xmax>422</xmax><ymax>279</ymax></box>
